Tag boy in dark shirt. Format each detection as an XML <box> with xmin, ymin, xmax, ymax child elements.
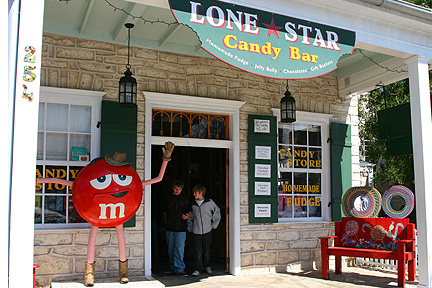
<box><xmin>162</xmin><ymin>180</ymin><xmax>191</xmax><ymax>276</ymax></box>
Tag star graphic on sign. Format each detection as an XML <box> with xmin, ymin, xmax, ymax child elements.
<box><xmin>262</xmin><ymin>18</ymin><xmax>283</xmax><ymax>39</ymax></box>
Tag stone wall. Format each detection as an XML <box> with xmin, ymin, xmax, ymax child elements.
<box><xmin>35</xmin><ymin>33</ymin><xmax>359</xmax><ymax>285</ymax></box>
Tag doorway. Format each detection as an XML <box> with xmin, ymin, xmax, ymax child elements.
<box><xmin>150</xmin><ymin>146</ymin><xmax>228</xmax><ymax>274</ymax></box>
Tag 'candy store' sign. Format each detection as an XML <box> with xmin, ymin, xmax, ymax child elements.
<box><xmin>169</xmin><ymin>0</ymin><xmax>355</xmax><ymax>79</ymax></box>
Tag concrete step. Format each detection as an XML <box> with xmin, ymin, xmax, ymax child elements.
<box><xmin>51</xmin><ymin>276</ymin><xmax>165</xmax><ymax>288</ymax></box>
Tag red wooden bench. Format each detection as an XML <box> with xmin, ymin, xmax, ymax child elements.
<box><xmin>320</xmin><ymin>217</ymin><xmax>416</xmax><ymax>287</ymax></box>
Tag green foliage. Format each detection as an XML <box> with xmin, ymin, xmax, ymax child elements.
<box><xmin>403</xmin><ymin>0</ymin><xmax>432</xmax><ymax>8</ymax></box>
<box><xmin>359</xmin><ymin>70</ymin><xmax>432</xmax><ymax>190</ymax></box>
<box><xmin>359</xmin><ymin>79</ymin><xmax>414</xmax><ymax>190</ymax></box>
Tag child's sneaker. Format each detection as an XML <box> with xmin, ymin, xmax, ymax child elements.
<box><xmin>205</xmin><ymin>266</ymin><xmax>212</xmax><ymax>274</ymax></box>
<box><xmin>191</xmin><ymin>270</ymin><xmax>200</xmax><ymax>276</ymax></box>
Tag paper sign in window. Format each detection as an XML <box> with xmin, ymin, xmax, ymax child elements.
<box><xmin>255</xmin><ymin>182</ymin><xmax>271</xmax><ymax>196</ymax></box>
<box><xmin>255</xmin><ymin>204</ymin><xmax>271</xmax><ymax>217</ymax></box>
<box><xmin>255</xmin><ymin>164</ymin><xmax>271</xmax><ymax>178</ymax></box>
<box><xmin>254</xmin><ymin>119</ymin><xmax>270</xmax><ymax>133</ymax></box>
<box><xmin>255</xmin><ymin>146</ymin><xmax>271</xmax><ymax>160</ymax></box>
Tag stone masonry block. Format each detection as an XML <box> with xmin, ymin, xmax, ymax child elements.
<box><xmin>266</xmin><ymin>241</ymin><xmax>290</xmax><ymax>251</ymax></box>
<box><xmin>277</xmin><ymin>230</ymin><xmax>300</xmax><ymax>241</ymax></box>
<box><xmin>53</xmin><ymin>245</ymin><xmax>88</xmax><ymax>256</ymax></box>
<box><xmin>136</xmin><ymin>67</ymin><xmax>168</xmax><ymax>79</ymax></box>
<box><xmin>241</xmin><ymin>242</ymin><xmax>265</xmax><ymax>253</ymax></box>
<box><xmin>290</xmin><ymin>239</ymin><xmax>318</xmax><ymax>249</ymax></box>
<box><xmin>185</xmin><ymin>66</ymin><xmax>213</xmax><ymax>76</ymax></box>
<box><xmin>255</xmin><ymin>232</ymin><xmax>277</xmax><ymax>240</ymax></box>
<box><xmin>241</xmin><ymin>254</ymin><xmax>254</xmax><ymax>266</ymax></box>
<box><xmin>77</xmin><ymin>39</ymin><xmax>115</xmax><ymax>51</ymax></box>
<box><xmin>74</xmin><ymin>232</ymin><xmax>110</xmax><ymax>246</ymax></box>
<box><xmin>278</xmin><ymin>250</ymin><xmax>299</xmax><ymax>264</ymax></box>
<box><xmin>56</xmin><ymin>47</ymin><xmax>94</xmax><ymax>60</ymax></box>
<box><xmin>35</xmin><ymin>255</ymin><xmax>74</xmax><ymax>275</ymax></box>
<box><xmin>255</xmin><ymin>252</ymin><xmax>277</xmax><ymax>265</ymax></box>
<box><xmin>135</xmin><ymin>48</ymin><xmax>158</xmax><ymax>60</ymax></box>
<box><xmin>302</xmin><ymin>229</ymin><xmax>330</xmax><ymax>239</ymax></box>
<box><xmin>77</xmin><ymin>62</ymin><xmax>115</xmax><ymax>74</ymax></box>
<box><xmin>43</xmin><ymin>33</ymin><xmax>75</xmax><ymax>47</ymax></box>
<box><xmin>34</xmin><ymin>232</ymin><xmax>73</xmax><ymax>246</ymax></box>
<box><xmin>95</xmin><ymin>246</ymin><xmax>129</xmax><ymax>258</ymax></box>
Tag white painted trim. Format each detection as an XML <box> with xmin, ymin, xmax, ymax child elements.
<box><xmin>271</xmin><ymin>109</ymin><xmax>332</xmax><ymax>222</ymax></box>
<box><xmin>144</xmin><ymin>91</ymin><xmax>245</xmax><ymax>276</ymax></box>
<box><xmin>407</xmin><ymin>57</ymin><xmax>432</xmax><ymax>288</ymax></box>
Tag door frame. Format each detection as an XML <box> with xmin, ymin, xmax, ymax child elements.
<box><xmin>144</xmin><ymin>91</ymin><xmax>245</xmax><ymax>276</ymax></box>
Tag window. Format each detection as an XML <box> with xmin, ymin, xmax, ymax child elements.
<box><xmin>35</xmin><ymin>87</ymin><xmax>104</xmax><ymax>229</ymax></box>
<box><xmin>273</xmin><ymin>110</ymin><xmax>330</xmax><ymax>222</ymax></box>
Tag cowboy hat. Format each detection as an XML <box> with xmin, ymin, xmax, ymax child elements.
<box><xmin>105</xmin><ymin>151</ymin><xmax>131</xmax><ymax>166</ymax></box>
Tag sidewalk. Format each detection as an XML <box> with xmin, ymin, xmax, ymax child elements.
<box><xmin>51</xmin><ymin>266</ymin><xmax>418</xmax><ymax>288</ymax></box>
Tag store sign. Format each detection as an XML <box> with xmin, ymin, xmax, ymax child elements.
<box><xmin>169</xmin><ymin>0</ymin><xmax>355</xmax><ymax>79</ymax></box>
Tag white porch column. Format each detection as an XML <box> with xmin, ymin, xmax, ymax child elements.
<box><xmin>9</xmin><ymin>0</ymin><xmax>45</xmax><ymax>287</ymax></box>
<box><xmin>406</xmin><ymin>56</ymin><xmax>432</xmax><ymax>288</ymax></box>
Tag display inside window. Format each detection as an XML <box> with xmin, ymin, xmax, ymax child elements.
<box><xmin>35</xmin><ymin>100</ymin><xmax>94</xmax><ymax>227</ymax></box>
<box><xmin>278</xmin><ymin>123</ymin><xmax>323</xmax><ymax>220</ymax></box>
<box><xmin>35</xmin><ymin>165</ymin><xmax>85</xmax><ymax>224</ymax></box>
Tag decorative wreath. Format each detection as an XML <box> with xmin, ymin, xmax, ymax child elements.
<box><xmin>382</xmin><ymin>185</ymin><xmax>414</xmax><ymax>218</ymax></box>
<box><xmin>342</xmin><ymin>186</ymin><xmax>382</xmax><ymax>218</ymax></box>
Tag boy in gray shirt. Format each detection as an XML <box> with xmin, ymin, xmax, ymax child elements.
<box><xmin>187</xmin><ymin>184</ymin><xmax>221</xmax><ymax>276</ymax></box>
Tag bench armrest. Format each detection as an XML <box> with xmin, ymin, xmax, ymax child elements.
<box><xmin>398</xmin><ymin>239</ymin><xmax>415</xmax><ymax>252</ymax></box>
<box><xmin>320</xmin><ymin>235</ymin><xmax>340</xmax><ymax>247</ymax></box>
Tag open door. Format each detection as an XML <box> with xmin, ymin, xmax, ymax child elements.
<box><xmin>150</xmin><ymin>146</ymin><xmax>228</xmax><ymax>274</ymax></box>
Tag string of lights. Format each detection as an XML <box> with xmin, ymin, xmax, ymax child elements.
<box><xmin>69</xmin><ymin>0</ymin><xmax>413</xmax><ymax>75</ymax></box>
<box><xmin>103</xmin><ymin>0</ymin><xmax>178</xmax><ymax>26</ymax></box>
<box><xmin>355</xmin><ymin>48</ymin><xmax>408</xmax><ymax>73</ymax></box>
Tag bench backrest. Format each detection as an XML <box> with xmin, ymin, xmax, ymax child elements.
<box><xmin>335</xmin><ymin>217</ymin><xmax>415</xmax><ymax>251</ymax></box>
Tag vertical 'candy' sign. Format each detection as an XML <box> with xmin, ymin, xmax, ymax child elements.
<box><xmin>169</xmin><ymin>0</ymin><xmax>356</xmax><ymax>79</ymax></box>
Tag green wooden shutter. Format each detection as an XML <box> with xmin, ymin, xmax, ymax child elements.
<box><xmin>100</xmin><ymin>100</ymin><xmax>137</xmax><ymax>227</ymax></box>
<box><xmin>248</xmin><ymin>115</ymin><xmax>278</xmax><ymax>223</ymax></box>
<box><xmin>330</xmin><ymin>122</ymin><xmax>352</xmax><ymax>221</ymax></box>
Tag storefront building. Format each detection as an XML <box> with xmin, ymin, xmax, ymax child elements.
<box><xmin>5</xmin><ymin>0</ymin><xmax>431</xmax><ymax>287</ymax></box>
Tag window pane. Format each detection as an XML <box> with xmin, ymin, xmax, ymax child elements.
<box><xmin>44</xmin><ymin>196</ymin><xmax>66</xmax><ymax>224</ymax></box>
<box><xmin>308</xmin><ymin>173</ymin><xmax>321</xmax><ymax>194</ymax></box>
<box><xmin>71</xmin><ymin>105</ymin><xmax>91</xmax><ymax>133</ymax></box>
<box><xmin>46</xmin><ymin>103</ymin><xmax>68</xmax><ymax>132</ymax></box>
<box><xmin>278</xmin><ymin>195</ymin><xmax>293</xmax><ymax>218</ymax></box>
<box><xmin>37</xmin><ymin>132</ymin><xmax>44</xmax><ymax>160</ymax></box>
<box><xmin>209</xmin><ymin>116</ymin><xmax>226</xmax><ymax>139</ymax></box>
<box><xmin>69</xmin><ymin>166</ymin><xmax>84</xmax><ymax>194</ymax></box>
<box><xmin>38</xmin><ymin>103</ymin><xmax>45</xmax><ymax>130</ymax></box>
<box><xmin>35</xmin><ymin>198</ymin><xmax>42</xmax><ymax>224</ymax></box>
<box><xmin>294</xmin><ymin>196</ymin><xmax>307</xmax><ymax>217</ymax></box>
<box><xmin>308</xmin><ymin>196</ymin><xmax>322</xmax><ymax>217</ymax></box>
<box><xmin>44</xmin><ymin>165</ymin><xmax>68</xmax><ymax>194</ymax></box>
<box><xmin>278</xmin><ymin>172</ymin><xmax>292</xmax><ymax>193</ymax></box>
<box><xmin>309</xmin><ymin>125</ymin><xmax>321</xmax><ymax>146</ymax></box>
<box><xmin>70</xmin><ymin>134</ymin><xmax>90</xmax><ymax>160</ymax></box>
<box><xmin>278</xmin><ymin>124</ymin><xmax>292</xmax><ymax>144</ymax></box>
<box><xmin>294</xmin><ymin>172</ymin><xmax>307</xmax><ymax>194</ymax></box>
<box><xmin>309</xmin><ymin>148</ymin><xmax>322</xmax><ymax>169</ymax></box>
<box><xmin>293</xmin><ymin>123</ymin><xmax>307</xmax><ymax>145</ymax></box>
<box><xmin>278</xmin><ymin>145</ymin><xmax>293</xmax><ymax>168</ymax></box>
<box><xmin>68</xmin><ymin>197</ymin><xmax>86</xmax><ymax>223</ymax></box>
<box><xmin>293</xmin><ymin>146</ymin><xmax>308</xmax><ymax>168</ymax></box>
<box><xmin>36</xmin><ymin>165</ymin><xmax>43</xmax><ymax>193</ymax></box>
<box><xmin>46</xmin><ymin>133</ymin><xmax>68</xmax><ymax>160</ymax></box>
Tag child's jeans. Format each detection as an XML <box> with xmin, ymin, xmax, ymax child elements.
<box><xmin>193</xmin><ymin>232</ymin><xmax>212</xmax><ymax>271</ymax></box>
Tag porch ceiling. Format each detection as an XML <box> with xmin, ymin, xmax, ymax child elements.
<box><xmin>43</xmin><ymin>0</ymin><xmax>431</xmax><ymax>96</ymax></box>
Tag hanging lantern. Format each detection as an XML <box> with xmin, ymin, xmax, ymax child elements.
<box><xmin>119</xmin><ymin>23</ymin><xmax>137</xmax><ymax>108</ymax></box>
<box><xmin>280</xmin><ymin>80</ymin><xmax>296</xmax><ymax>123</ymax></box>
